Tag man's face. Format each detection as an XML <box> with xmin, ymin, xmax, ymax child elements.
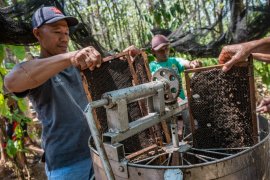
<box><xmin>152</xmin><ymin>45</ymin><xmax>170</xmax><ymax>61</ymax></box>
<box><xmin>33</xmin><ymin>20</ymin><xmax>70</xmax><ymax>57</ymax></box>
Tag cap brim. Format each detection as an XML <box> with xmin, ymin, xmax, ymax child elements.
<box><xmin>45</xmin><ymin>16</ymin><xmax>79</xmax><ymax>27</ymax></box>
<box><xmin>153</xmin><ymin>42</ymin><xmax>170</xmax><ymax>51</ymax></box>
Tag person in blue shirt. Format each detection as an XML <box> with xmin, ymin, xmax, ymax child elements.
<box><xmin>149</xmin><ymin>34</ymin><xmax>201</xmax><ymax>136</ymax></box>
<box><xmin>4</xmin><ymin>6</ymin><xmax>102</xmax><ymax>180</ymax></box>
<box><xmin>125</xmin><ymin>35</ymin><xmax>201</xmax><ymax>136</ymax></box>
<box><xmin>149</xmin><ymin>34</ymin><xmax>201</xmax><ymax>100</ymax></box>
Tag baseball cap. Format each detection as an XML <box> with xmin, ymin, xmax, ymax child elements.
<box><xmin>32</xmin><ymin>6</ymin><xmax>78</xmax><ymax>28</ymax></box>
<box><xmin>151</xmin><ymin>34</ymin><xmax>170</xmax><ymax>51</ymax></box>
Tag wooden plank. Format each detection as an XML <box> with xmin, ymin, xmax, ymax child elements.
<box><xmin>126</xmin><ymin>144</ymin><xmax>158</xmax><ymax>160</ymax></box>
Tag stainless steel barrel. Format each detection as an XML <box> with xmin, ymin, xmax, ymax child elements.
<box><xmin>90</xmin><ymin>116</ymin><xmax>270</xmax><ymax>180</ymax></box>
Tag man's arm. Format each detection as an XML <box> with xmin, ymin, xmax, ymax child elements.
<box><xmin>252</xmin><ymin>53</ymin><xmax>270</xmax><ymax>63</ymax></box>
<box><xmin>4</xmin><ymin>53</ymin><xmax>73</xmax><ymax>92</ymax></box>
<box><xmin>4</xmin><ymin>47</ymin><xmax>101</xmax><ymax>93</ymax></box>
<box><xmin>123</xmin><ymin>45</ymin><xmax>140</xmax><ymax>57</ymax></box>
<box><xmin>176</xmin><ymin>58</ymin><xmax>201</xmax><ymax>69</ymax></box>
<box><xmin>219</xmin><ymin>37</ymin><xmax>270</xmax><ymax>72</ymax></box>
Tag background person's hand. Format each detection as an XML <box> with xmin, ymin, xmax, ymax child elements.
<box><xmin>70</xmin><ymin>46</ymin><xmax>101</xmax><ymax>71</ymax></box>
<box><xmin>123</xmin><ymin>45</ymin><xmax>140</xmax><ymax>57</ymax></box>
<box><xmin>257</xmin><ymin>97</ymin><xmax>270</xmax><ymax>113</ymax></box>
<box><xmin>189</xmin><ymin>60</ymin><xmax>202</xmax><ymax>69</ymax></box>
<box><xmin>218</xmin><ymin>43</ymin><xmax>251</xmax><ymax>72</ymax></box>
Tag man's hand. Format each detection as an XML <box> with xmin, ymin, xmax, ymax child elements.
<box><xmin>257</xmin><ymin>97</ymin><xmax>270</xmax><ymax>113</ymax></box>
<box><xmin>123</xmin><ymin>45</ymin><xmax>140</xmax><ymax>57</ymax></box>
<box><xmin>218</xmin><ymin>44</ymin><xmax>251</xmax><ymax>72</ymax></box>
<box><xmin>70</xmin><ymin>46</ymin><xmax>101</xmax><ymax>71</ymax></box>
<box><xmin>189</xmin><ymin>60</ymin><xmax>202</xmax><ymax>69</ymax></box>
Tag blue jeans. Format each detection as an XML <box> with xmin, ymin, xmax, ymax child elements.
<box><xmin>45</xmin><ymin>158</ymin><xmax>94</xmax><ymax>180</ymax></box>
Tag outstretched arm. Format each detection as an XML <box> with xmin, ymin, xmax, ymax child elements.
<box><xmin>252</xmin><ymin>53</ymin><xmax>270</xmax><ymax>63</ymax></box>
<box><xmin>4</xmin><ymin>46</ymin><xmax>101</xmax><ymax>93</ymax></box>
<box><xmin>219</xmin><ymin>37</ymin><xmax>270</xmax><ymax>72</ymax></box>
<box><xmin>123</xmin><ymin>45</ymin><xmax>141</xmax><ymax>57</ymax></box>
<box><xmin>178</xmin><ymin>59</ymin><xmax>201</xmax><ymax>69</ymax></box>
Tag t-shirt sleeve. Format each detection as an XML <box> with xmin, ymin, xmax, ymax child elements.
<box><xmin>174</xmin><ymin>58</ymin><xmax>185</xmax><ymax>72</ymax></box>
<box><xmin>12</xmin><ymin>80</ymin><xmax>48</xmax><ymax>98</ymax></box>
<box><xmin>5</xmin><ymin>61</ymin><xmax>30</xmax><ymax>98</ymax></box>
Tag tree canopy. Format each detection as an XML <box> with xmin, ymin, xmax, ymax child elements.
<box><xmin>0</xmin><ymin>0</ymin><xmax>269</xmax><ymax>57</ymax></box>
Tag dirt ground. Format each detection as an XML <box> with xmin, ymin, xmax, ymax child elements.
<box><xmin>0</xmin><ymin>156</ymin><xmax>46</xmax><ymax>180</ymax></box>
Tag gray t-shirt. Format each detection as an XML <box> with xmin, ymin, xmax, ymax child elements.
<box><xmin>18</xmin><ymin>66</ymin><xmax>91</xmax><ymax>171</ymax></box>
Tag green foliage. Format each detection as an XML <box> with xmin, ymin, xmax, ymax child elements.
<box><xmin>3</xmin><ymin>100</ymin><xmax>31</xmax><ymax>158</ymax></box>
<box><xmin>14</xmin><ymin>125</ymin><xmax>24</xmax><ymax>139</ymax></box>
<box><xmin>0</xmin><ymin>94</ymin><xmax>9</xmax><ymax>116</ymax></box>
<box><xmin>0</xmin><ymin>66</ymin><xmax>6</xmax><ymax>76</ymax></box>
<box><xmin>71</xmin><ymin>0</ymin><xmax>195</xmax><ymax>50</ymax></box>
<box><xmin>254</xmin><ymin>61</ymin><xmax>270</xmax><ymax>88</ymax></box>
<box><xmin>200</xmin><ymin>58</ymin><xmax>218</xmax><ymax>66</ymax></box>
<box><xmin>0</xmin><ymin>66</ymin><xmax>7</xmax><ymax>94</ymax></box>
<box><xmin>8</xmin><ymin>45</ymin><xmax>26</xmax><ymax>60</ymax></box>
<box><xmin>0</xmin><ymin>73</ymin><xmax>3</xmax><ymax>93</ymax></box>
<box><xmin>154</xmin><ymin>11</ymin><xmax>162</xmax><ymax>25</ymax></box>
<box><xmin>6</xmin><ymin>139</ymin><xmax>17</xmax><ymax>158</ymax></box>
<box><xmin>12</xmin><ymin>96</ymin><xmax>28</xmax><ymax>112</ymax></box>
<box><xmin>144</xmin><ymin>48</ymin><xmax>154</xmax><ymax>63</ymax></box>
<box><xmin>4</xmin><ymin>63</ymin><xmax>15</xmax><ymax>69</ymax></box>
<box><xmin>0</xmin><ymin>44</ymin><xmax>30</xmax><ymax>159</ymax></box>
<box><xmin>0</xmin><ymin>44</ymin><xmax>5</xmax><ymax>64</ymax></box>
<box><xmin>30</xmin><ymin>45</ymin><xmax>40</xmax><ymax>57</ymax></box>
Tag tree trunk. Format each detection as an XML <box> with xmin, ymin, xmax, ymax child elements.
<box><xmin>229</xmin><ymin>0</ymin><xmax>245</xmax><ymax>42</ymax></box>
<box><xmin>133</xmin><ymin>0</ymin><xmax>147</xmax><ymax>46</ymax></box>
<box><xmin>202</xmin><ymin>0</ymin><xmax>215</xmax><ymax>39</ymax></box>
<box><xmin>96</xmin><ymin>0</ymin><xmax>109</xmax><ymax>48</ymax></box>
<box><xmin>113</xmin><ymin>3</ymin><xmax>125</xmax><ymax>50</ymax></box>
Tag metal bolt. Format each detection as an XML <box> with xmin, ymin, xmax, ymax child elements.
<box><xmin>118</xmin><ymin>166</ymin><xmax>124</xmax><ymax>172</ymax></box>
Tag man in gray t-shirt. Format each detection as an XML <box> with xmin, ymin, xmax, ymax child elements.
<box><xmin>4</xmin><ymin>6</ymin><xmax>102</xmax><ymax>180</ymax></box>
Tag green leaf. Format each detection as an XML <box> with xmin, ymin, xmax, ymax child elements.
<box><xmin>8</xmin><ymin>45</ymin><xmax>26</xmax><ymax>60</ymax></box>
<box><xmin>13</xmin><ymin>113</ymin><xmax>21</xmax><ymax>123</ymax></box>
<box><xmin>165</xmin><ymin>12</ymin><xmax>171</xmax><ymax>21</ymax></box>
<box><xmin>6</xmin><ymin>139</ymin><xmax>17</xmax><ymax>158</ymax></box>
<box><xmin>0</xmin><ymin>94</ymin><xmax>10</xmax><ymax>117</ymax></box>
<box><xmin>5</xmin><ymin>63</ymin><xmax>15</xmax><ymax>69</ymax></box>
<box><xmin>0</xmin><ymin>44</ymin><xmax>5</xmax><ymax>64</ymax></box>
<box><xmin>147</xmin><ymin>54</ymin><xmax>155</xmax><ymax>63</ymax></box>
<box><xmin>17</xmin><ymin>98</ymin><xmax>28</xmax><ymax>112</ymax></box>
<box><xmin>23</xmin><ymin>116</ymin><xmax>31</xmax><ymax>123</ymax></box>
<box><xmin>175</xmin><ymin>4</ymin><xmax>182</xmax><ymax>13</ymax></box>
<box><xmin>14</xmin><ymin>125</ymin><xmax>23</xmax><ymax>139</ymax></box>
<box><xmin>154</xmin><ymin>12</ymin><xmax>162</xmax><ymax>25</ymax></box>
<box><xmin>262</xmin><ymin>75</ymin><xmax>270</xmax><ymax>86</ymax></box>
<box><xmin>15</xmin><ymin>140</ymin><xmax>23</xmax><ymax>151</ymax></box>
<box><xmin>0</xmin><ymin>66</ymin><xmax>7</xmax><ymax>75</ymax></box>
<box><xmin>170</xmin><ymin>6</ymin><xmax>176</xmax><ymax>17</ymax></box>
<box><xmin>0</xmin><ymin>83</ymin><xmax>2</xmax><ymax>95</ymax></box>
<box><xmin>0</xmin><ymin>93</ymin><xmax>4</xmax><ymax>107</ymax></box>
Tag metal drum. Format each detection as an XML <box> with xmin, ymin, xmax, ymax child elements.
<box><xmin>90</xmin><ymin>115</ymin><xmax>270</xmax><ymax>180</ymax></box>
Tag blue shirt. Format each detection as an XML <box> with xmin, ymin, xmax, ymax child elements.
<box><xmin>17</xmin><ymin>65</ymin><xmax>91</xmax><ymax>171</ymax></box>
